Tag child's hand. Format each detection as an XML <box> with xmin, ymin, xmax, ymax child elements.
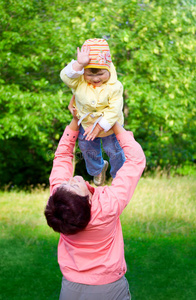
<box><xmin>83</xmin><ymin>123</ymin><xmax>103</xmax><ymax>141</ymax></box>
<box><xmin>77</xmin><ymin>45</ymin><xmax>91</xmax><ymax>67</ymax></box>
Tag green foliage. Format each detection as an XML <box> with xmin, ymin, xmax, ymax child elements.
<box><xmin>113</xmin><ymin>0</ymin><xmax>196</xmax><ymax>170</ymax></box>
<box><xmin>0</xmin><ymin>83</ymin><xmax>71</xmax><ymax>186</ymax></box>
<box><xmin>0</xmin><ymin>0</ymin><xmax>195</xmax><ymax>186</ymax></box>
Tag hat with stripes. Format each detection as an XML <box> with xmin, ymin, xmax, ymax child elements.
<box><xmin>83</xmin><ymin>38</ymin><xmax>112</xmax><ymax>72</ymax></box>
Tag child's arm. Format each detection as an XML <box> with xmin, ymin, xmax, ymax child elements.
<box><xmin>83</xmin><ymin>83</ymin><xmax>123</xmax><ymax>141</ymax></box>
<box><xmin>98</xmin><ymin>82</ymin><xmax>124</xmax><ymax>132</ymax></box>
<box><xmin>60</xmin><ymin>46</ymin><xmax>91</xmax><ymax>88</ymax></box>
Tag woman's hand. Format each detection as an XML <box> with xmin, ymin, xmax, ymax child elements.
<box><xmin>68</xmin><ymin>95</ymin><xmax>78</xmax><ymax>119</ymax></box>
<box><xmin>83</xmin><ymin>123</ymin><xmax>103</xmax><ymax>141</ymax></box>
<box><xmin>112</xmin><ymin>122</ymin><xmax>125</xmax><ymax>135</ymax></box>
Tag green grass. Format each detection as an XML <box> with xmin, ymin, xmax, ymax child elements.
<box><xmin>121</xmin><ymin>176</ymin><xmax>196</xmax><ymax>300</ymax></box>
<box><xmin>0</xmin><ymin>176</ymin><xmax>196</xmax><ymax>300</ymax></box>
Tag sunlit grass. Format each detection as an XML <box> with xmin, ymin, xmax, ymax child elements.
<box><xmin>0</xmin><ymin>176</ymin><xmax>195</xmax><ymax>300</ymax></box>
<box><xmin>121</xmin><ymin>176</ymin><xmax>196</xmax><ymax>236</ymax></box>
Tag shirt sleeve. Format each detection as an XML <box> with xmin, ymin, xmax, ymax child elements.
<box><xmin>49</xmin><ymin>126</ymin><xmax>79</xmax><ymax>195</ymax></box>
<box><xmin>105</xmin><ymin>131</ymin><xmax>146</xmax><ymax>215</ymax></box>
<box><xmin>60</xmin><ymin>60</ymin><xmax>84</xmax><ymax>89</ymax></box>
<box><xmin>98</xmin><ymin>82</ymin><xmax>124</xmax><ymax>131</ymax></box>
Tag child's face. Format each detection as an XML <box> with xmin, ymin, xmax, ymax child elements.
<box><xmin>84</xmin><ymin>69</ymin><xmax>110</xmax><ymax>87</ymax></box>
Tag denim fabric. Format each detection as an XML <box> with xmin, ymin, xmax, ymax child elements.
<box><xmin>78</xmin><ymin>126</ymin><xmax>126</xmax><ymax>178</ymax></box>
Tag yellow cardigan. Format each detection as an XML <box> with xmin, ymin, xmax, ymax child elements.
<box><xmin>60</xmin><ymin>62</ymin><xmax>124</xmax><ymax>137</ymax></box>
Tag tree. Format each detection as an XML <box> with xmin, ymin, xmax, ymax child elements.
<box><xmin>0</xmin><ymin>0</ymin><xmax>195</xmax><ymax>187</ymax></box>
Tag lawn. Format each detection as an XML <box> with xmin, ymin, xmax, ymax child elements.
<box><xmin>0</xmin><ymin>176</ymin><xmax>195</xmax><ymax>300</ymax></box>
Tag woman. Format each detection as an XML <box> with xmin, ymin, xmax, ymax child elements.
<box><xmin>44</xmin><ymin>116</ymin><xmax>146</xmax><ymax>300</ymax></box>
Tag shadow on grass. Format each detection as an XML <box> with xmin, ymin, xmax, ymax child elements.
<box><xmin>123</xmin><ymin>231</ymin><xmax>196</xmax><ymax>300</ymax></box>
<box><xmin>0</xmin><ymin>225</ymin><xmax>61</xmax><ymax>300</ymax></box>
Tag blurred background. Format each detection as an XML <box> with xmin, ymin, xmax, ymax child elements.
<box><xmin>0</xmin><ymin>0</ymin><xmax>195</xmax><ymax>188</ymax></box>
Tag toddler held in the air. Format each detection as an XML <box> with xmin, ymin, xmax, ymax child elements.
<box><xmin>60</xmin><ymin>38</ymin><xmax>125</xmax><ymax>185</ymax></box>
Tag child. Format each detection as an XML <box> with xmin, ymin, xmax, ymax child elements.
<box><xmin>60</xmin><ymin>38</ymin><xmax>125</xmax><ymax>185</ymax></box>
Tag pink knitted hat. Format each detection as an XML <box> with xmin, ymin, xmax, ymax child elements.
<box><xmin>83</xmin><ymin>38</ymin><xmax>112</xmax><ymax>72</ymax></box>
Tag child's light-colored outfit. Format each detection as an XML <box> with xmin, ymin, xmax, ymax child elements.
<box><xmin>60</xmin><ymin>61</ymin><xmax>124</xmax><ymax>137</ymax></box>
<box><xmin>60</xmin><ymin>39</ymin><xmax>125</xmax><ymax>178</ymax></box>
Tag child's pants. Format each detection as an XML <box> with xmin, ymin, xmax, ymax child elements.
<box><xmin>78</xmin><ymin>126</ymin><xmax>126</xmax><ymax>178</ymax></box>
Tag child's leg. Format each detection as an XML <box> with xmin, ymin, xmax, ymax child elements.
<box><xmin>102</xmin><ymin>133</ymin><xmax>126</xmax><ymax>178</ymax></box>
<box><xmin>78</xmin><ymin>126</ymin><xmax>104</xmax><ymax>176</ymax></box>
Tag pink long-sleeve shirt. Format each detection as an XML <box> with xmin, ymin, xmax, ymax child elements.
<box><xmin>49</xmin><ymin>125</ymin><xmax>146</xmax><ymax>285</ymax></box>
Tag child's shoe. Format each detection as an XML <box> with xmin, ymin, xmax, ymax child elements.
<box><xmin>93</xmin><ymin>160</ymin><xmax>109</xmax><ymax>186</ymax></box>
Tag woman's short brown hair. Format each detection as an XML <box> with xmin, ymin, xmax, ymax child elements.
<box><xmin>44</xmin><ymin>186</ymin><xmax>91</xmax><ymax>235</ymax></box>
